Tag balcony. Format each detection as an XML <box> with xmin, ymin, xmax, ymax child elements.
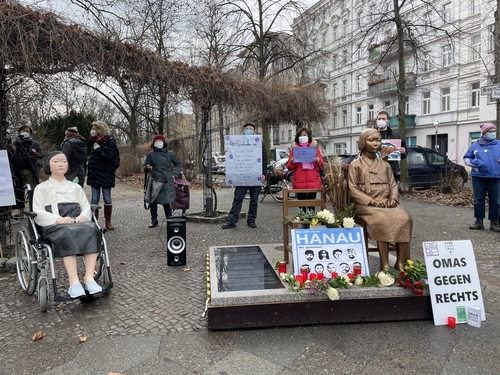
<box><xmin>368</xmin><ymin>39</ymin><xmax>413</xmax><ymax>62</ymax></box>
<box><xmin>367</xmin><ymin>72</ymin><xmax>416</xmax><ymax>96</ymax></box>
<box><xmin>389</xmin><ymin>114</ymin><xmax>416</xmax><ymax>128</ymax></box>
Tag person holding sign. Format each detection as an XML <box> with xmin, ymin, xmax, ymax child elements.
<box><xmin>348</xmin><ymin>129</ymin><xmax>413</xmax><ymax>272</ymax></box>
<box><xmin>463</xmin><ymin>123</ymin><xmax>500</xmax><ymax>232</ymax></box>
<box><xmin>222</xmin><ymin>122</ymin><xmax>267</xmax><ymax>229</ymax></box>
<box><xmin>286</xmin><ymin>127</ymin><xmax>324</xmax><ymax>207</ymax></box>
<box><xmin>375</xmin><ymin>111</ymin><xmax>407</xmax><ymax>178</ymax></box>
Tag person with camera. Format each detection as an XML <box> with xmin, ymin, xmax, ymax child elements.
<box><xmin>14</xmin><ymin>125</ymin><xmax>43</xmax><ymax>189</ymax></box>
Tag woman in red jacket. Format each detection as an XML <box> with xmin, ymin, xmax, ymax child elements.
<box><xmin>286</xmin><ymin>127</ymin><xmax>324</xmax><ymax>209</ymax></box>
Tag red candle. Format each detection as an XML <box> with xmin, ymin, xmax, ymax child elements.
<box><xmin>353</xmin><ymin>264</ymin><xmax>362</xmax><ymax>275</ymax></box>
<box><xmin>448</xmin><ymin>316</ymin><xmax>456</xmax><ymax>328</ymax></box>
<box><xmin>309</xmin><ymin>273</ymin><xmax>317</xmax><ymax>280</ymax></box>
<box><xmin>331</xmin><ymin>272</ymin><xmax>338</xmax><ymax>279</ymax></box>
<box><xmin>300</xmin><ymin>266</ymin><xmax>309</xmax><ymax>281</ymax></box>
<box><xmin>317</xmin><ymin>272</ymin><xmax>324</xmax><ymax>280</ymax></box>
<box><xmin>278</xmin><ymin>261</ymin><xmax>286</xmax><ymax>275</ymax></box>
<box><xmin>347</xmin><ymin>273</ymin><xmax>354</xmax><ymax>280</ymax></box>
<box><xmin>295</xmin><ymin>274</ymin><xmax>304</xmax><ymax>287</ymax></box>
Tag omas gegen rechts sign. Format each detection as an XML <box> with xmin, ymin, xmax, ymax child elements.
<box><xmin>423</xmin><ymin>240</ymin><xmax>485</xmax><ymax>326</ymax></box>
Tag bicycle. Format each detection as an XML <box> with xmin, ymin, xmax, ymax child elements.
<box><xmin>259</xmin><ymin>166</ymin><xmax>290</xmax><ymax>203</ymax></box>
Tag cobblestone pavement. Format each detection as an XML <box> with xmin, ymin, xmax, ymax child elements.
<box><xmin>0</xmin><ymin>186</ymin><xmax>499</xmax><ymax>374</ymax></box>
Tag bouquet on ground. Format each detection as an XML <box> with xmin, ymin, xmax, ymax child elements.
<box><xmin>296</xmin><ymin>203</ymin><xmax>355</xmax><ymax>229</ymax></box>
<box><xmin>389</xmin><ymin>259</ymin><xmax>428</xmax><ymax>295</ymax></box>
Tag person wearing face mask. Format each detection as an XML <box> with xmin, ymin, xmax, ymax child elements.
<box><xmin>14</xmin><ymin>125</ymin><xmax>43</xmax><ymax>189</ymax></box>
<box><xmin>286</xmin><ymin>127</ymin><xmax>324</xmax><ymax>208</ymax></box>
<box><xmin>375</xmin><ymin>111</ymin><xmax>407</xmax><ymax>179</ymax></box>
<box><xmin>221</xmin><ymin>122</ymin><xmax>268</xmax><ymax>229</ymax></box>
<box><xmin>463</xmin><ymin>123</ymin><xmax>500</xmax><ymax>232</ymax></box>
<box><xmin>144</xmin><ymin>134</ymin><xmax>182</xmax><ymax>228</ymax></box>
<box><xmin>86</xmin><ymin>120</ymin><xmax>119</xmax><ymax>230</ymax></box>
<box><xmin>348</xmin><ymin>129</ymin><xmax>413</xmax><ymax>272</ymax></box>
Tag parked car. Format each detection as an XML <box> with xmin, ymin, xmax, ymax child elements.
<box><xmin>212</xmin><ymin>156</ymin><xmax>226</xmax><ymax>174</ymax></box>
<box><xmin>338</xmin><ymin>147</ymin><xmax>467</xmax><ymax>188</ymax></box>
<box><xmin>269</xmin><ymin>148</ymin><xmax>289</xmax><ymax>163</ymax></box>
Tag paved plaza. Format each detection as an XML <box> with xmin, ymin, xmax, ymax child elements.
<box><xmin>1</xmin><ymin>186</ymin><xmax>499</xmax><ymax>374</ymax></box>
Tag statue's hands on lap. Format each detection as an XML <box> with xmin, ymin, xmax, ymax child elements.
<box><xmin>386</xmin><ymin>199</ymin><xmax>398</xmax><ymax>208</ymax></box>
<box><xmin>370</xmin><ymin>199</ymin><xmax>387</xmax><ymax>208</ymax></box>
<box><xmin>56</xmin><ymin>216</ymin><xmax>73</xmax><ymax>224</ymax></box>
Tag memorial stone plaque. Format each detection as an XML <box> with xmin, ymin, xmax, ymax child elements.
<box><xmin>214</xmin><ymin>246</ymin><xmax>284</xmax><ymax>292</ymax></box>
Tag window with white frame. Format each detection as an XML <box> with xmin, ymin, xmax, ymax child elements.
<box><xmin>471</xmin><ymin>35</ymin><xmax>481</xmax><ymax>61</ymax></box>
<box><xmin>333</xmin><ymin>26</ymin><xmax>338</xmax><ymax>40</ymax></box>
<box><xmin>335</xmin><ymin>143</ymin><xmax>346</xmax><ymax>154</ymax></box>
<box><xmin>423</xmin><ymin>92</ymin><xmax>431</xmax><ymax>114</ymax></box>
<box><xmin>405</xmin><ymin>96</ymin><xmax>410</xmax><ymax>114</ymax></box>
<box><xmin>332</xmin><ymin>54</ymin><xmax>337</xmax><ymax>69</ymax></box>
<box><xmin>281</xmin><ymin>130</ymin><xmax>284</xmax><ymax>140</ymax></box>
<box><xmin>442</xmin><ymin>44</ymin><xmax>452</xmax><ymax>67</ymax></box>
<box><xmin>471</xmin><ymin>82</ymin><xmax>480</xmax><ymax>107</ymax></box>
<box><xmin>342</xmin><ymin>49</ymin><xmax>347</xmax><ymax>63</ymax></box>
<box><xmin>368</xmin><ymin>104</ymin><xmax>374</xmax><ymax>120</ymax></box>
<box><xmin>406</xmin><ymin>136</ymin><xmax>417</xmax><ymax>146</ymax></box>
<box><xmin>471</xmin><ymin>0</ymin><xmax>480</xmax><ymax>15</ymax></box>
<box><xmin>288</xmin><ymin>129</ymin><xmax>292</xmax><ymax>141</ymax></box>
<box><xmin>343</xmin><ymin>20</ymin><xmax>348</xmax><ymax>37</ymax></box>
<box><xmin>333</xmin><ymin>112</ymin><xmax>338</xmax><ymax>128</ymax></box>
<box><xmin>489</xmin><ymin>25</ymin><xmax>495</xmax><ymax>51</ymax></box>
<box><xmin>342</xmin><ymin>110</ymin><xmax>348</xmax><ymax>127</ymax></box>
<box><xmin>342</xmin><ymin>79</ymin><xmax>347</xmax><ymax>96</ymax></box>
<box><xmin>441</xmin><ymin>87</ymin><xmax>451</xmax><ymax>112</ymax></box>
<box><xmin>442</xmin><ymin>2</ymin><xmax>451</xmax><ymax>23</ymax></box>
<box><xmin>356</xmin><ymin>75</ymin><xmax>362</xmax><ymax>91</ymax></box>
<box><xmin>356</xmin><ymin>107</ymin><xmax>362</xmax><ymax>124</ymax></box>
<box><xmin>332</xmin><ymin>83</ymin><xmax>338</xmax><ymax>99</ymax></box>
<box><xmin>424</xmin><ymin>12</ymin><xmax>431</xmax><ymax>32</ymax></box>
<box><xmin>422</xmin><ymin>53</ymin><xmax>430</xmax><ymax>72</ymax></box>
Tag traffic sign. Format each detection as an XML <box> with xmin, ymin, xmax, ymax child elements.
<box><xmin>481</xmin><ymin>84</ymin><xmax>500</xmax><ymax>95</ymax></box>
<box><xmin>492</xmin><ymin>89</ymin><xmax>500</xmax><ymax>99</ymax></box>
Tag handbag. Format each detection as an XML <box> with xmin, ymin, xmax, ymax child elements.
<box><xmin>143</xmin><ymin>172</ymin><xmax>164</xmax><ymax>209</ymax></box>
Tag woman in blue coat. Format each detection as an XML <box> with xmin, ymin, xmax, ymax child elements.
<box><xmin>463</xmin><ymin>123</ymin><xmax>500</xmax><ymax>232</ymax></box>
<box><xmin>144</xmin><ymin>134</ymin><xmax>182</xmax><ymax>228</ymax></box>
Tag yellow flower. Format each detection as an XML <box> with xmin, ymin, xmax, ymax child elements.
<box><xmin>311</xmin><ymin>218</ymin><xmax>319</xmax><ymax>227</ymax></box>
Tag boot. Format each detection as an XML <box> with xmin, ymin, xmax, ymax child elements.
<box><xmin>395</xmin><ymin>243</ymin><xmax>408</xmax><ymax>273</ymax></box>
<box><xmin>490</xmin><ymin>221</ymin><xmax>500</xmax><ymax>232</ymax></box>
<box><xmin>377</xmin><ymin>242</ymin><xmax>390</xmax><ymax>271</ymax></box>
<box><xmin>469</xmin><ymin>219</ymin><xmax>484</xmax><ymax>230</ymax></box>
<box><xmin>104</xmin><ymin>204</ymin><xmax>115</xmax><ymax>230</ymax></box>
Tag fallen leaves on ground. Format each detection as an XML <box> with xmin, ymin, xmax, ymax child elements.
<box><xmin>182</xmin><ymin>267</ymin><xmax>191</xmax><ymax>272</ymax></box>
<box><xmin>32</xmin><ymin>331</ymin><xmax>44</xmax><ymax>341</ymax></box>
<box><xmin>403</xmin><ymin>187</ymin><xmax>475</xmax><ymax>208</ymax></box>
<box><xmin>79</xmin><ymin>336</ymin><xmax>87</xmax><ymax>343</ymax></box>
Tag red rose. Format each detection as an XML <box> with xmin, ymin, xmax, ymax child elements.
<box><xmin>400</xmin><ymin>271</ymin><xmax>405</xmax><ymax>277</ymax></box>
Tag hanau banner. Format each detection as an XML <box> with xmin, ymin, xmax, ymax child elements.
<box><xmin>225</xmin><ymin>135</ymin><xmax>263</xmax><ymax>186</ymax></box>
<box><xmin>292</xmin><ymin>227</ymin><xmax>368</xmax><ymax>278</ymax></box>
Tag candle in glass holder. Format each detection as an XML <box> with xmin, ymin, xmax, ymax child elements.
<box><xmin>295</xmin><ymin>274</ymin><xmax>304</xmax><ymax>287</ymax></box>
<box><xmin>448</xmin><ymin>316</ymin><xmax>456</xmax><ymax>328</ymax></box>
<box><xmin>278</xmin><ymin>261</ymin><xmax>286</xmax><ymax>275</ymax></box>
<box><xmin>317</xmin><ymin>272</ymin><xmax>324</xmax><ymax>280</ymax></box>
<box><xmin>309</xmin><ymin>273</ymin><xmax>317</xmax><ymax>280</ymax></box>
<box><xmin>300</xmin><ymin>265</ymin><xmax>309</xmax><ymax>281</ymax></box>
<box><xmin>353</xmin><ymin>264</ymin><xmax>362</xmax><ymax>275</ymax></box>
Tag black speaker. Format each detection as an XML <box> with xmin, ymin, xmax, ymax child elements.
<box><xmin>166</xmin><ymin>217</ymin><xmax>186</xmax><ymax>266</ymax></box>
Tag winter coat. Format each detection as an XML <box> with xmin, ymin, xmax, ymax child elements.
<box><xmin>61</xmin><ymin>136</ymin><xmax>87</xmax><ymax>186</ymax></box>
<box><xmin>144</xmin><ymin>148</ymin><xmax>182</xmax><ymax>205</ymax></box>
<box><xmin>87</xmin><ymin>135</ymin><xmax>118</xmax><ymax>188</ymax></box>
<box><xmin>286</xmin><ymin>140</ymin><xmax>324</xmax><ymax>189</ymax></box>
<box><xmin>14</xmin><ymin>137</ymin><xmax>43</xmax><ymax>182</ymax></box>
<box><xmin>463</xmin><ymin>138</ymin><xmax>500</xmax><ymax>178</ymax></box>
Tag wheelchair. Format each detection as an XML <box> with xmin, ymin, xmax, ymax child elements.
<box><xmin>15</xmin><ymin>200</ymin><xmax>113</xmax><ymax>313</ymax></box>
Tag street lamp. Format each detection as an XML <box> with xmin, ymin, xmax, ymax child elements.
<box><xmin>433</xmin><ymin>120</ymin><xmax>439</xmax><ymax>151</ymax></box>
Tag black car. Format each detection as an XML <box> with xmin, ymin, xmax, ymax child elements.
<box><xmin>403</xmin><ymin>146</ymin><xmax>468</xmax><ymax>188</ymax></box>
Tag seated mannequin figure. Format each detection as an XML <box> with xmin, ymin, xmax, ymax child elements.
<box><xmin>347</xmin><ymin>129</ymin><xmax>413</xmax><ymax>272</ymax></box>
<box><xmin>33</xmin><ymin>151</ymin><xmax>103</xmax><ymax>298</ymax></box>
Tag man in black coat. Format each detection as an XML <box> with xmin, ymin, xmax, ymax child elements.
<box><xmin>60</xmin><ymin>127</ymin><xmax>87</xmax><ymax>187</ymax></box>
<box><xmin>14</xmin><ymin>125</ymin><xmax>43</xmax><ymax>188</ymax></box>
<box><xmin>376</xmin><ymin>111</ymin><xmax>407</xmax><ymax>179</ymax></box>
<box><xmin>222</xmin><ymin>122</ymin><xmax>268</xmax><ymax>229</ymax></box>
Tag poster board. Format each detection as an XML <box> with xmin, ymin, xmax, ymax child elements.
<box><xmin>0</xmin><ymin>150</ymin><xmax>16</xmax><ymax>207</ymax></box>
<box><xmin>380</xmin><ymin>139</ymin><xmax>401</xmax><ymax>161</ymax></box>
<box><xmin>293</xmin><ymin>146</ymin><xmax>316</xmax><ymax>163</ymax></box>
<box><xmin>225</xmin><ymin>135</ymin><xmax>263</xmax><ymax>187</ymax></box>
<box><xmin>292</xmin><ymin>227</ymin><xmax>368</xmax><ymax>278</ymax></box>
<box><xmin>423</xmin><ymin>240</ymin><xmax>485</xmax><ymax>326</ymax></box>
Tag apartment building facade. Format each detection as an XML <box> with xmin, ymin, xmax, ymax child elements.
<box><xmin>292</xmin><ymin>0</ymin><xmax>497</xmax><ymax>164</ymax></box>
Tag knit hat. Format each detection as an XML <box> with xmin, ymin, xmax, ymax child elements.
<box><xmin>43</xmin><ymin>151</ymin><xmax>64</xmax><ymax>175</ymax></box>
<box><xmin>92</xmin><ymin>120</ymin><xmax>110</xmax><ymax>136</ymax></box>
<box><xmin>358</xmin><ymin>128</ymin><xmax>381</xmax><ymax>151</ymax></box>
<box><xmin>66</xmin><ymin>126</ymin><xmax>78</xmax><ymax>134</ymax></box>
<box><xmin>480</xmin><ymin>123</ymin><xmax>496</xmax><ymax>136</ymax></box>
<box><xmin>244</xmin><ymin>122</ymin><xmax>255</xmax><ymax>130</ymax></box>
<box><xmin>153</xmin><ymin>134</ymin><xmax>166</xmax><ymax>142</ymax></box>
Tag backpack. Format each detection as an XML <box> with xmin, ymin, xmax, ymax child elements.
<box><xmin>171</xmin><ymin>178</ymin><xmax>190</xmax><ymax>212</ymax></box>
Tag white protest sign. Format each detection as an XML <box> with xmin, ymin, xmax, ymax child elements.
<box><xmin>292</xmin><ymin>227</ymin><xmax>368</xmax><ymax>278</ymax></box>
<box><xmin>423</xmin><ymin>240</ymin><xmax>485</xmax><ymax>326</ymax></box>
<box><xmin>225</xmin><ymin>135</ymin><xmax>263</xmax><ymax>186</ymax></box>
<box><xmin>0</xmin><ymin>150</ymin><xmax>16</xmax><ymax>207</ymax></box>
